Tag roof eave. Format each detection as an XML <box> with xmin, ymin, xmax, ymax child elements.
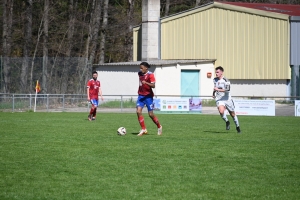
<box><xmin>290</xmin><ymin>16</ymin><xmax>300</xmax><ymax>21</ymax></box>
<box><xmin>161</xmin><ymin>1</ymin><xmax>290</xmax><ymax>24</ymax></box>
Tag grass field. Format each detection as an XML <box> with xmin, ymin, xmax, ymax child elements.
<box><xmin>0</xmin><ymin>112</ymin><xmax>299</xmax><ymax>200</ymax></box>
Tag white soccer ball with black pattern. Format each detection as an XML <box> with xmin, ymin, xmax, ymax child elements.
<box><xmin>117</xmin><ymin>127</ymin><xmax>126</xmax><ymax>136</ymax></box>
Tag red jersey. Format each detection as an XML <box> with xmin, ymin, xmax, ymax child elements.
<box><xmin>138</xmin><ymin>71</ymin><xmax>155</xmax><ymax>96</ymax></box>
<box><xmin>87</xmin><ymin>79</ymin><xmax>101</xmax><ymax>100</ymax></box>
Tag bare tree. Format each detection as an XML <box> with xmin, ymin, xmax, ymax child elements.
<box><xmin>165</xmin><ymin>0</ymin><xmax>170</xmax><ymax>16</ymax></box>
<box><xmin>78</xmin><ymin>0</ymin><xmax>102</xmax><ymax>93</ymax></box>
<box><xmin>60</xmin><ymin>0</ymin><xmax>77</xmax><ymax>93</ymax></box>
<box><xmin>42</xmin><ymin>0</ymin><xmax>49</xmax><ymax>93</ymax></box>
<box><xmin>1</xmin><ymin>0</ymin><xmax>299</xmax><ymax>94</ymax></box>
<box><xmin>66</xmin><ymin>0</ymin><xmax>77</xmax><ymax>58</ymax></box>
<box><xmin>99</xmin><ymin>0</ymin><xmax>109</xmax><ymax>64</ymax></box>
<box><xmin>125</xmin><ymin>0</ymin><xmax>135</xmax><ymax>61</ymax></box>
<box><xmin>88</xmin><ymin>0</ymin><xmax>102</xmax><ymax>65</ymax></box>
<box><xmin>29</xmin><ymin>11</ymin><xmax>44</xmax><ymax>93</ymax></box>
<box><xmin>2</xmin><ymin>0</ymin><xmax>14</xmax><ymax>93</ymax></box>
<box><xmin>20</xmin><ymin>0</ymin><xmax>32</xmax><ymax>93</ymax></box>
<box><xmin>75</xmin><ymin>1</ymin><xmax>91</xmax><ymax>93</ymax></box>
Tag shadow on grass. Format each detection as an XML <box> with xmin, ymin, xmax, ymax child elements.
<box><xmin>203</xmin><ymin>130</ymin><xmax>229</xmax><ymax>134</ymax></box>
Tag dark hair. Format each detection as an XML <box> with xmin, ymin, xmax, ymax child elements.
<box><xmin>140</xmin><ymin>62</ymin><xmax>151</xmax><ymax>68</ymax></box>
<box><xmin>92</xmin><ymin>71</ymin><xmax>98</xmax><ymax>74</ymax></box>
<box><xmin>215</xmin><ymin>66</ymin><xmax>224</xmax><ymax>72</ymax></box>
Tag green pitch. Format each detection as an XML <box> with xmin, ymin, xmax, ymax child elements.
<box><xmin>0</xmin><ymin>112</ymin><xmax>299</xmax><ymax>199</ymax></box>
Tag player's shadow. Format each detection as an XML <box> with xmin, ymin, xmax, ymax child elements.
<box><xmin>131</xmin><ymin>132</ymin><xmax>141</xmax><ymax>135</ymax></box>
<box><xmin>203</xmin><ymin>130</ymin><xmax>229</xmax><ymax>134</ymax></box>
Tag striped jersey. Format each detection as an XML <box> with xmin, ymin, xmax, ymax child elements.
<box><xmin>213</xmin><ymin>77</ymin><xmax>231</xmax><ymax>101</ymax></box>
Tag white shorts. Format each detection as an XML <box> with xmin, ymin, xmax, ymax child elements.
<box><xmin>216</xmin><ymin>99</ymin><xmax>235</xmax><ymax>112</ymax></box>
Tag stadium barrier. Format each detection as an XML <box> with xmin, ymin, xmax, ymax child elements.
<box><xmin>0</xmin><ymin>93</ymin><xmax>298</xmax><ymax>116</ymax></box>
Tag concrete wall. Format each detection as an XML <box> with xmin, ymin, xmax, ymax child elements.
<box><xmin>155</xmin><ymin>62</ymin><xmax>215</xmax><ymax>97</ymax></box>
<box><xmin>96</xmin><ymin>64</ymin><xmax>289</xmax><ymax>98</ymax></box>
<box><xmin>230</xmin><ymin>80</ymin><xmax>289</xmax><ymax>97</ymax></box>
<box><xmin>96</xmin><ymin>62</ymin><xmax>215</xmax><ymax>97</ymax></box>
<box><xmin>141</xmin><ymin>0</ymin><xmax>160</xmax><ymax>60</ymax></box>
<box><xmin>96</xmin><ymin>66</ymin><xmax>139</xmax><ymax>97</ymax></box>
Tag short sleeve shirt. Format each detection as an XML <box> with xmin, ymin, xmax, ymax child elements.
<box><xmin>138</xmin><ymin>71</ymin><xmax>155</xmax><ymax>96</ymax></box>
<box><xmin>87</xmin><ymin>79</ymin><xmax>101</xmax><ymax>100</ymax></box>
<box><xmin>213</xmin><ymin>77</ymin><xmax>231</xmax><ymax>101</ymax></box>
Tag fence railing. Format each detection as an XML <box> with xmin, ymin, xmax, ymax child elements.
<box><xmin>0</xmin><ymin>94</ymin><xmax>139</xmax><ymax>113</ymax></box>
<box><xmin>0</xmin><ymin>93</ymin><xmax>299</xmax><ymax>116</ymax></box>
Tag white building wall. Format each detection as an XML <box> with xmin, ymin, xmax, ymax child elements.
<box><xmin>96</xmin><ymin>64</ymin><xmax>288</xmax><ymax>99</ymax></box>
<box><xmin>97</xmin><ymin>66</ymin><xmax>139</xmax><ymax>97</ymax></box>
<box><xmin>96</xmin><ymin>62</ymin><xmax>215</xmax><ymax>98</ymax></box>
<box><xmin>230</xmin><ymin>80</ymin><xmax>288</xmax><ymax>97</ymax></box>
<box><xmin>155</xmin><ymin>62</ymin><xmax>215</xmax><ymax>97</ymax></box>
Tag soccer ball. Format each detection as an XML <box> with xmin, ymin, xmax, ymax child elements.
<box><xmin>117</xmin><ymin>127</ymin><xmax>126</xmax><ymax>136</ymax></box>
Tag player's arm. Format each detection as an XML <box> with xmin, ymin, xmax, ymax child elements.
<box><xmin>87</xmin><ymin>86</ymin><xmax>90</xmax><ymax>101</ymax></box>
<box><xmin>212</xmin><ymin>80</ymin><xmax>217</xmax><ymax>98</ymax></box>
<box><xmin>142</xmin><ymin>81</ymin><xmax>155</xmax><ymax>88</ymax></box>
<box><xmin>215</xmin><ymin>81</ymin><xmax>230</xmax><ymax>92</ymax></box>
<box><xmin>214</xmin><ymin>81</ymin><xmax>230</xmax><ymax>92</ymax></box>
<box><xmin>142</xmin><ymin>74</ymin><xmax>156</xmax><ymax>88</ymax></box>
<box><xmin>214</xmin><ymin>87</ymin><xmax>225</xmax><ymax>92</ymax></box>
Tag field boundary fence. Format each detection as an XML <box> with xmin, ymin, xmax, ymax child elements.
<box><xmin>0</xmin><ymin>93</ymin><xmax>299</xmax><ymax>116</ymax></box>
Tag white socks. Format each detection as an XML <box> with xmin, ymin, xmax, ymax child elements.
<box><xmin>232</xmin><ymin>115</ymin><xmax>240</xmax><ymax>127</ymax></box>
<box><xmin>221</xmin><ymin>113</ymin><xmax>240</xmax><ymax>127</ymax></box>
<box><xmin>221</xmin><ymin>113</ymin><xmax>228</xmax><ymax>122</ymax></box>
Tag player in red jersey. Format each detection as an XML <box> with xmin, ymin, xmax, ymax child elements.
<box><xmin>136</xmin><ymin>62</ymin><xmax>162</xmax><ymax>136</ymax></box>
<box><xmin>87</xmin><ymin>71</ymin><xmax>104</xmax><ymax>121</ymax></box>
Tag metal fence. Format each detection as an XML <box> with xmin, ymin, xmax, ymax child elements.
<box><xmin>0</xmin><ymin>93</ymin><xmax>298</xmax><ymax>116</ymax></box>
<box><xmin>0</xmin><ymin>94</ymin><xmax>137</xmax><ymax>113</ymax></box>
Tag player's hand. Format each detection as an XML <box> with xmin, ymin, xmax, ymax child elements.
<box><xmin>101</xmin><ymin>96</ymin><xmax>104</xmax><ymax>101</ymax></box>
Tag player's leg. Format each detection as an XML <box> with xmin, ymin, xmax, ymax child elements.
<box><xmin>229</xmin><ymin>111</ymin><xmax>241</xmax><ymax>133</ymax></box>
<box><xmin>148</xmin><ymin>110</ymin><xmax>163</xmax><ymax>135</ymax></box>
<box><xmin>88</xmin><ymin>106</ymin><xmax>94</xmax><ymax>121</ymax></box>
<box><xmin>226</xmin><ymin>100</ymin><xmax>241</xmax><ymax>133</ymax></box>
<box><xmin>136</xmin><ymin>96</ymin><xmax>147</xmax><ymax>136</ymax></box>
<box><xmin>92</xmin><ymin>108</ymin><xmax>97</xmax><ymax>120</ymax></box>
<box><xmin>145</xmin><ymin>97</ymin><xmax>162</xmax><ymax>135</ymax></box>
<box><xmin>92</xmin><ymin>100</ymin><xmax>99</xmax><ymax>120</ymax></box>
<box><xmin>217</xmin><ymin>101</ymin><xmax>230</xmax><ymax>130</ymax></box>
<box><xmin>88</xmin><ymin>99</ymin><xmax>98</xmax><ymax>121</ymax></box>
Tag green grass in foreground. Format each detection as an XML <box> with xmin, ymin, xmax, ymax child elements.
<box><xmin>0</xmin><ymin>112</ymin><xmax>299</xmax><ymax>200</ymax></box>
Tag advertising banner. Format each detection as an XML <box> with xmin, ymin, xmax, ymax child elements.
<box><xmin>234</xmin><ymin>100</ymin><xmax>275</xmax><ymax>116</ymax></box>
<box><xmin>153</xmin><ymin>98</ymin><xmax>202</xmax><ymax>114</ymax></box>
<box><xmin>295</xmin><ymin>100</ymin><xmax>300</xmax><ymax>117</ymax></box>
<box><xmin>189</xmin><ymin>98</ymin><xmax>202</xmax><ymax>112</ymax></box>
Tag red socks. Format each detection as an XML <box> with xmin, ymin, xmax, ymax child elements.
<box><xmin>138</xmin><ymin>116</ymin><xmax>146</xmax><ymax>129</ymax></box>
<box><xmin>152</xmin><ymin>116</ymin><xmax>161</xmax><ymax>128</ymax></box>
<box><xmin>93</xmin><ymin>108</ymin><xmax>97</xmax><ymax>117</ymax></box>
<box><xmin>138</xmin><ymin>116</ymin><xmax>161</xmax><ymax>129</ymax></box>
<box><xmin>90</xmin><ymin>107</ymin><xmax>97</xmax><ymax>116</ymax></box>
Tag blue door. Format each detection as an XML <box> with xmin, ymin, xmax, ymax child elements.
<box><xmin>181</xmin><ymin>70</ymin><xmax>200</xmax><ymax>96</ymax></box>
